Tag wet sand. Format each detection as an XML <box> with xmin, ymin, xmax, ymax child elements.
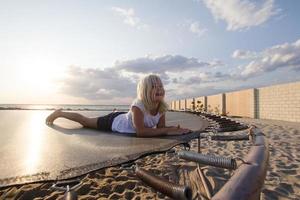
<box><xmin>1</xmin><ymin>117</ymin><xmax>300</xmax><ymax>199</ymax></box>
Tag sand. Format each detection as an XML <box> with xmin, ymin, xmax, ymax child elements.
<box><xmin>1</xmin><ymin>117</ymin><xmax>300</xmax><ymax>200</ymax></box>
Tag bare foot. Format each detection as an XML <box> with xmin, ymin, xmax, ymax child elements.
<box><xmin>46</xmin><ymin>109</ymin><xmax>63</xmax><ymax>125</ymax></box>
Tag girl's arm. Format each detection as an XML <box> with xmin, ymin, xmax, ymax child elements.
<box><xmin>132</xmin><ymin>107</ymin><xmax>190</xmax><ymax>137</ymax></box>
<box><xmin>156</xmin><ymin>114</ymin><xmax>179</xmax><ymax>129</ymax></box>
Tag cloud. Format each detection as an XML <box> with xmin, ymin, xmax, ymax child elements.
<box><xmin>189</xmin><ymin>22</ymin><xmax>207</xmax><ymax>37</ymax></box>
<box><xmin>232</xmin><ymin>49</ymin><xmax>258</xmax><ymax>59</ymax></box>
<box><xmin>209</xmin><ymin>59</ymin><xmax>225</xmax><ymax>68</ymax></box>
<box><xmin>240</xmin><ymin>39</ymin><xmax>300</xmax><ymax>78</ymax></box>
<box><xmin>181</xmin><ymin>75</ymin><xmax>203</xmax><ymax>85</ymax></box>
<box><xmin>60</xmin><ymin>55</ymin><xmax>227</xmax><ymax>102</ymax></box>
<box><xmin>166</xmin><ymin>85</ymin><xmax>227</xmax><ymax>100</ymax></box>
<box><xmin>202</xmin><ymin>0</ymin><xmax>279</xmax><ymax>31</ymax></box>
<box><xmin>114</xmin><ymin>55</ymin><xmax>221</xmax><ymax>74</ymax></box>
<box><xmin>111</xmin><ymin>7</ymin><xmax>148</xmax><ymax>29</ymax></box>
<box><xmin>60</xmin><ymin>66</ymin><xmax>136</xmax><ymax>100</ymax></box>
<box><xmin>172</xmin><ymin>71</ymin><xmax>231</xmax><ymax>85</ymax></box>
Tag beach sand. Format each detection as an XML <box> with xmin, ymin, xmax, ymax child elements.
<box><xmin>1</xmin><ymin>117</ymin><xmax>300</xmax><ymax>199</ymax></box>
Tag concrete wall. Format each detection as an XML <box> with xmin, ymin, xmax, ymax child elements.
<box><xmin>170</xmin><ymin>101</ymin><xmax>175</xmax><ymax>110</ymax></box>
<box><xmin>194</xmin><ymin>96</ymin><xmax>207</xmax><ymax>112</ymax></box>
<box><xmin>207</xmin><ymin>94</ymin><xmax>225</xmax><ymax>115</ymax></box>
<box><xmin>186</xmin><ymin>98</ymin><xmax>195</xmax><ymax>111</ymax></box>
<box><xmin>226</xmin><ymin>89</ymin><xmax>255</xmax><ymax>118</ymax></box>
<box><xmin>257</xmin><ymin>81</ymin><xmax>300</xmax><ymax>122</ymax></box>
<box><xmin>180</xmin><ymin>99</ymin><xmax>186</xmax><ymax>110</ymax></box>
<box><xmin>170</xmin><ymin>81</ymin><xmax>300</xmax><ymax>122</ymax></box>
<box><xmin>175</xmin><ymin>100</ymin><xmax>180</xmax><ymax>110</ymax></box>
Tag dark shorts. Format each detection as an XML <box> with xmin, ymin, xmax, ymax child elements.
<box><xmin>97</xmin><ymin>112</ymin><xmax>126</xmax><ymax>131</ymax></box>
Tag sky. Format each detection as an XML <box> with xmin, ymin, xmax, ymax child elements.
<box><xmin>0</xmin><ymin>0</ymin><xmax>300</xmax><ymax>105</ymax></box>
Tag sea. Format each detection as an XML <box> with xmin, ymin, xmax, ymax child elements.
<box><xmin>0</xmin><ymin>104</ymin><xmax>130</xmax><ymax>112</ymax></box>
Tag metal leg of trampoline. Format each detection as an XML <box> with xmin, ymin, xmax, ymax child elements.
<box><xmin>197</xmin><ymin>133</ymin><xmax>212</xmax><ymax>199</ymax></box>
<box><xmin>197</xmin><ymin>165</ymin><xmax>212</xmax><ymax>199</ymax></box>
<box><xmin>198</xmin><ymin>134</ymin><xmax>201</xmax><ymax>153</ymax></box>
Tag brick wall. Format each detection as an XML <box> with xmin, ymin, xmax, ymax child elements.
<box><xmin>170</xmin><ymin>101</ymin><xmax>175</xmax><ymax>110</ymax></box>
<box><xmin>170</xmin><ymin>81</ymin><xmax>300</xmax><ymax>122</ymax></box>
<box><xmin>258</xmin><ymin>81</ymin><xmax>300</xmax><ymax>122</ymax></box>
<box><xmin>175</xmin><ymin>100</ymin><xmax>180</xmax><ymax>110</ymax></box>
<box><xmin>207</xmin><ymin>94</ymin><xmax>225</xmax><ymax>115</ymax></box>
<box><xmin>180</xmin><ymin>99</ymin><xmax>186</xmax><ymax>110</ymax></box>
<box><xmin>186</xmin><ymin>98</ymin><xmax>195</xmax><ymax>111</ymax></box>
<box><xmin>226</xmin><ymin>89</ymin><xmax>255</xmax><ymax>118</ymax></box>
<box><xmin>194</xmin><ymin>96</ymin><xmax>207</xmax><ymax>112</ymax></box>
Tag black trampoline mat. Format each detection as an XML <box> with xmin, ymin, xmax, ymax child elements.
<box><xmin>0</xmin><ymin>110</ymin><xmax>208</xmax><ymax>187</ymax></box>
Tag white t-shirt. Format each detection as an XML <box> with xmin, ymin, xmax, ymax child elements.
<box><xmin>111</xmin><ymin>99</ymin><xmax>162</xmax><ymax>133</ymax></box>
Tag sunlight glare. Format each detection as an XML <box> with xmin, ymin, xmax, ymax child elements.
<box><xmin>23</xmin><ymin>112</ymin><xmax>45</xmax><ymax>173</ymax></box>
<box><xmin>15</xmin><ymin>52</ymin><xmax>65</xmax><ymax>95</ymax></box>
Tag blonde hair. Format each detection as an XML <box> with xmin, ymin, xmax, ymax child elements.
<box><xmin>137</xmin><ymin>74</ymin><xmax>168</xmax><ymax>114</ymax></box>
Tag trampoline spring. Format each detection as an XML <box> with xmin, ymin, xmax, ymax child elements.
<box><xmin>210</xmin><ymin>134</ymin><xmax>249</xmax><ymax>141</ymax></box>
<box><xmin>120</xmin><ymin>162</ymin><xmax>136</xmax><ymax>170</ymax></box>
<box><xmin>178</xmin><ymin>151</ymin><xmax>237</xmax><ymax>170</ymax></box>
<box><xmin>135</xmin><ymin>167</ymin><xmax>192</xmax><ymax>200</ymax></box>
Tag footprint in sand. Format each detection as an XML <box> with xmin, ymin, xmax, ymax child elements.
<box><xmin>97</xmin><ymin>183</ymin><xmax>112</xmax><ymax>194</ymax></box>
<box><xmin>291</xmin><ymin>129</ymin><xmax>299</xmax><ymax>135</ymax></box>
<box><xmin>124</xmin><ymin>191</ymin><xmax>135</xmax><ymax>199</ymax></box>
<box><xmin>115</xmin><ymin>175</ymin><xmax>129</xmax><ymax>182</ymax></box>
<box><xmin>75</xmin><ymin>182</ymin><xmax>91</xmax><ymax>195</ymax></box>
<box><xmin>114</xmin><ymin>181</ymin><xmax>136</xmax><ymax>193</ymax></box>
<box><xmin>262</xmin><ymin>188</ymin><xmax>279</xmax><ymax>199</ymax></box>
<box><xmin>132</xmin><ymin>196</ymin><xmax>142</xmax><ymax>200</ymax></box>
<box><xmin>273</xmin><ymin>182</ymin><xmax>294</xmax><ymax>198</ymax></box>
<box><xmin>109</xmin><ymin>193</ymin><xmax>123</xmax><ymax>199</ymax></box>
<box><xmin>114</xmin><ymin>184</ymin><xmax>126</xmax><ymax>194</ymax></box>
<box><xmin>278</xmin><ymin>169</ymin><xmax>297</xmax><ymax>175</ymax></box>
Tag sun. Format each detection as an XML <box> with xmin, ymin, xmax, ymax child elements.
<box><xmin>14</xmin><ymin>52</ymin><xmax>66</xmax><ymax>97</ymax></box>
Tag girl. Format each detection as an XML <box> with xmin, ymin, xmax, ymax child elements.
<box><xmin>46</xmin><ymin>74</ymin><xmax>191</xmax><ymax>137</ymax></box>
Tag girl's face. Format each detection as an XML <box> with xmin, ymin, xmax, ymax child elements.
<box><xmin>150</xmin><ymin>79</ymin><xmax>165</xmax><ymax>103</ymax></box>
